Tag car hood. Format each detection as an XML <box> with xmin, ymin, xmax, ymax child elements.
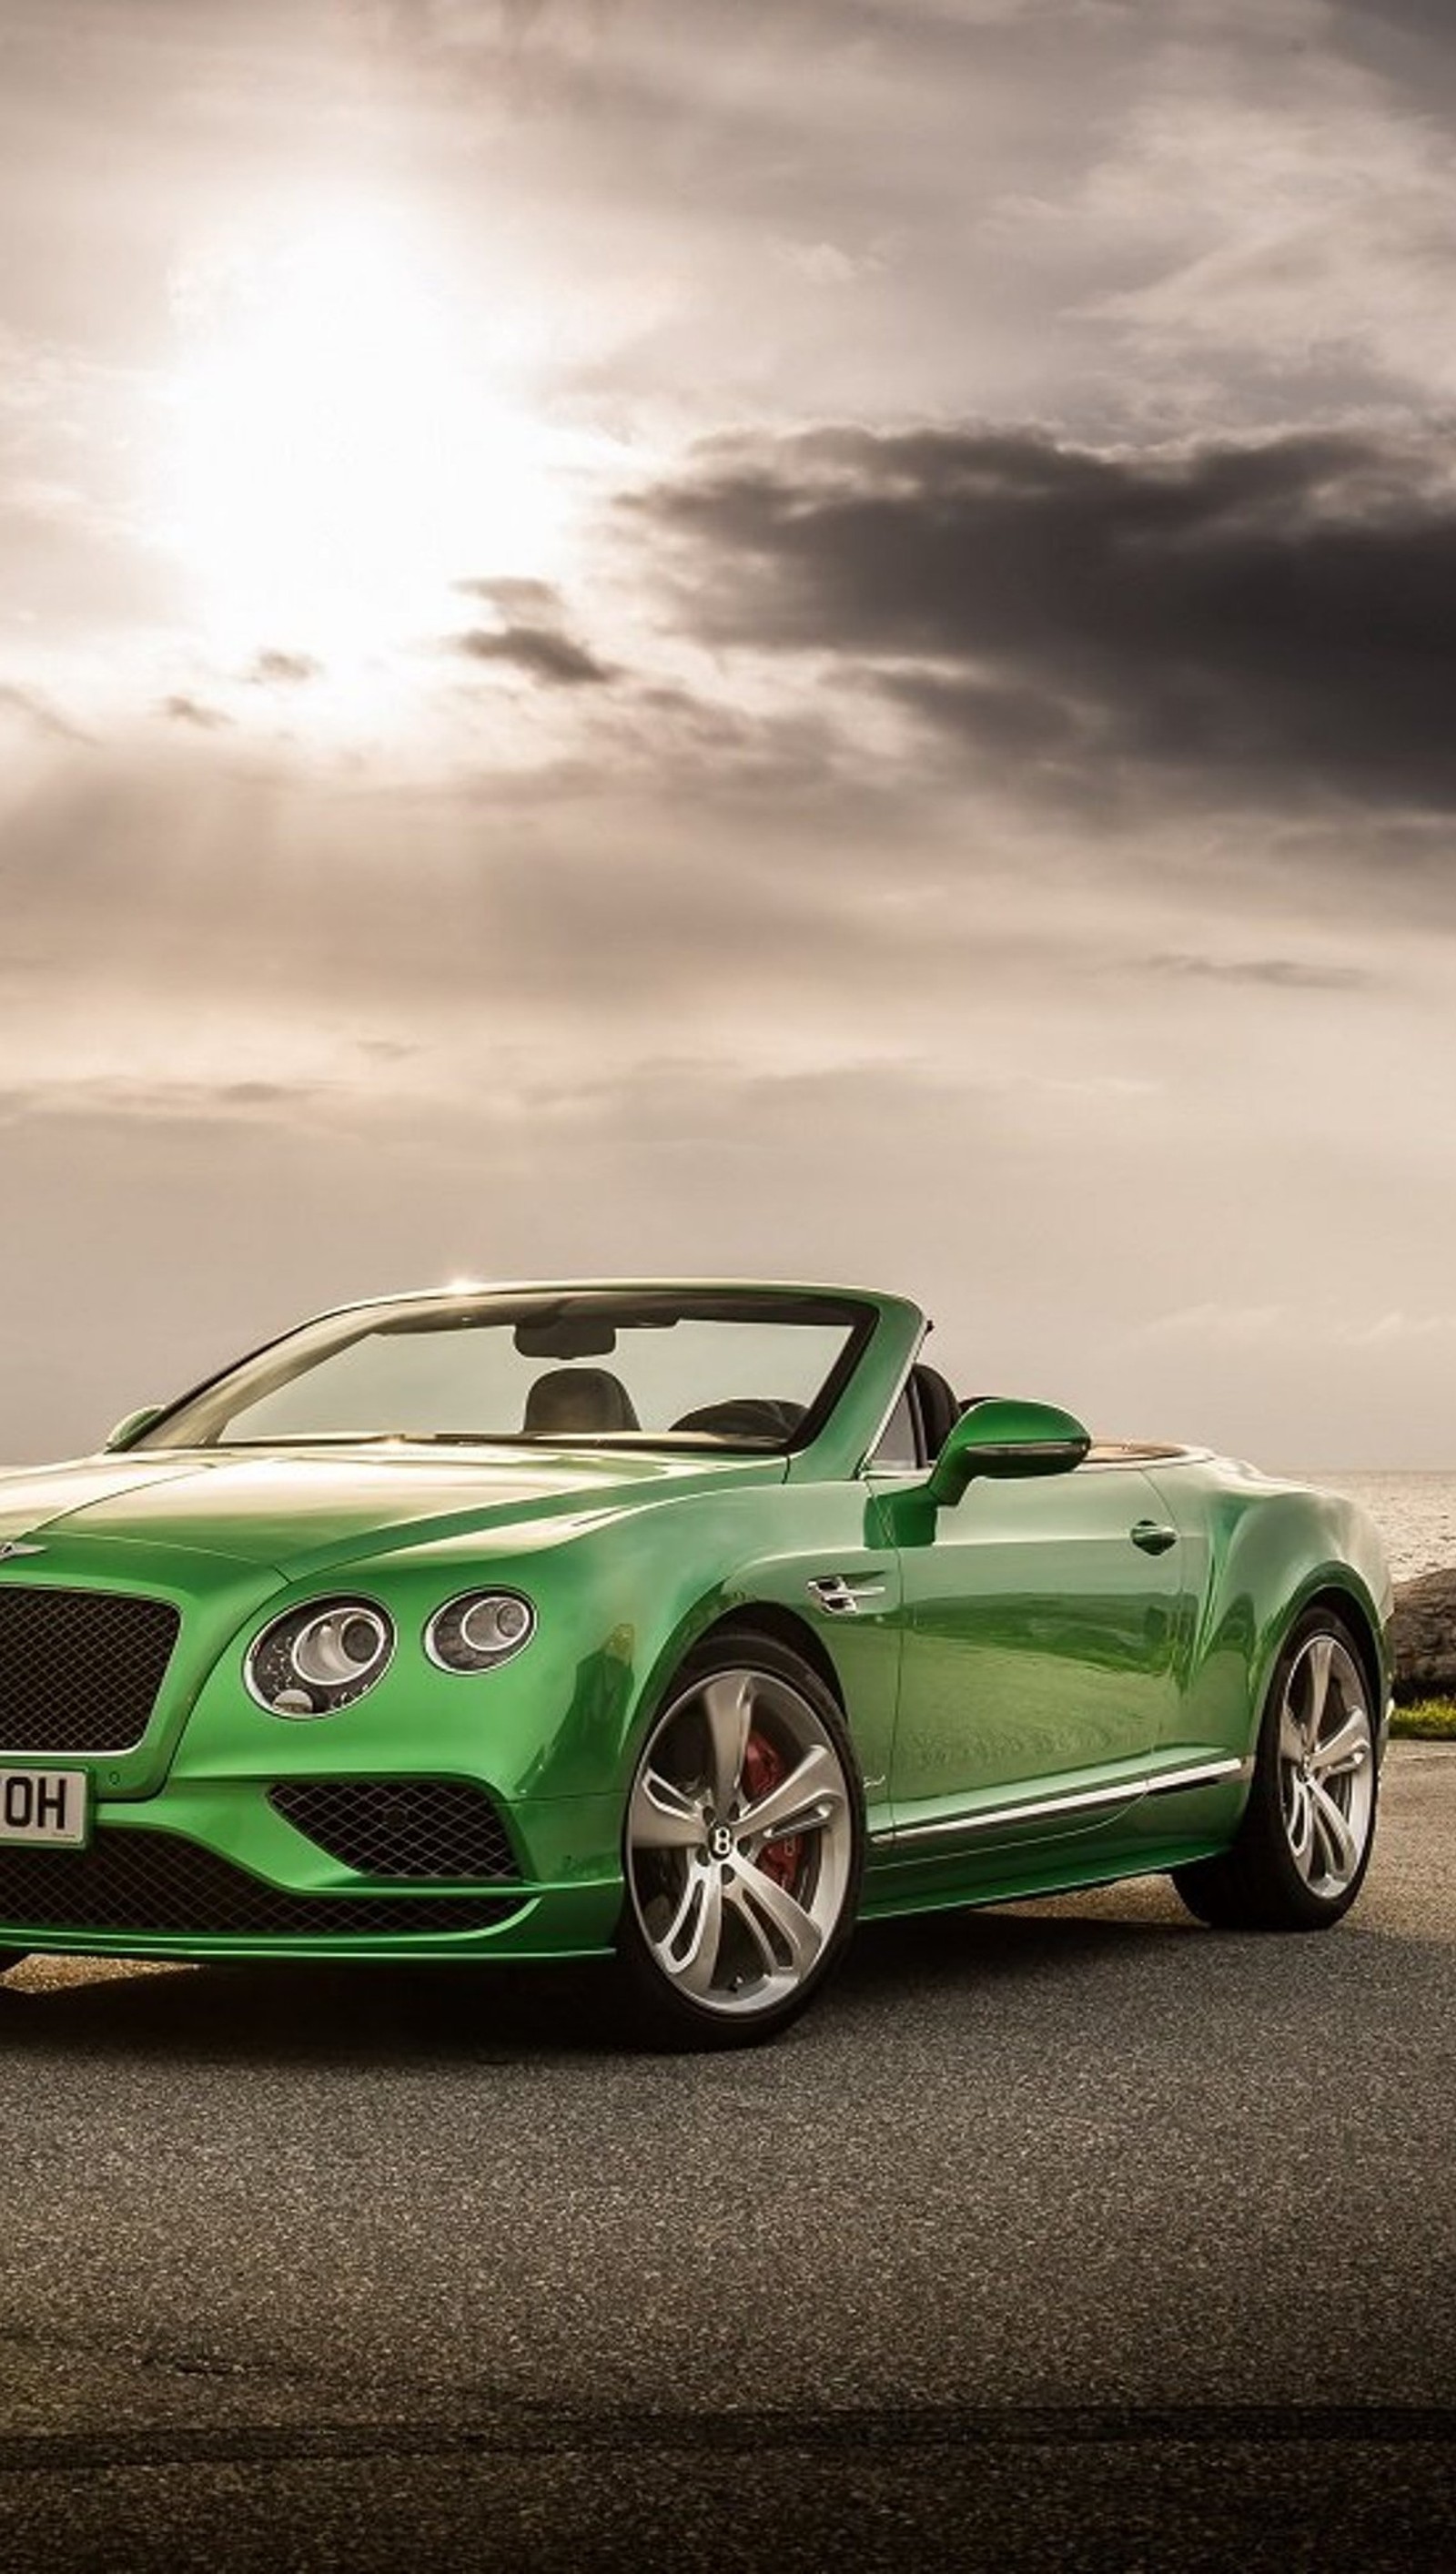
<box><xmin>0</xmin><ymin>1445</ymin><xmax>787</xmax><ymax>1582</ymax></box>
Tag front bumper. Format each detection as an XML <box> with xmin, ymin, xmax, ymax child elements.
<box><xmin>0</xmin><ymin>1781</ymin><xmax>625</xmax><ymax>1964</ymax></box>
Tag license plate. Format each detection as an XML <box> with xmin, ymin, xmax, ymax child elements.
<box><xmin>0</xmin><ymin>1768</ymin><xmax>88</xmax><ymax>1848</ymax></box>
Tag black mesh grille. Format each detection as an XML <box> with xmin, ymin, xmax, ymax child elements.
<box><xmin>268</xmin><ymin>1779</ymin><xmax>521</xmax><ymax>1882</ymax></box>
<box><xmin>0</xmin><ymin>1830</ymin><xmax>523</xmax><ymax>1939</ymax></box>
<box><xmin>0</xmin><ymin>1587</ymin><xmax>180</xmax><ymax>1755</ymax></box>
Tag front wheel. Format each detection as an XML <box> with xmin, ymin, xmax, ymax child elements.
<box><xmin>1172</xmin><ymin>1607</ymin><xmax>1379</xmax><ymax>1931</ymax></box>
<box><xmin>616</xmin><ymin>1634</ymin><xmax>864</xmax><ymax>2049</ymax></box>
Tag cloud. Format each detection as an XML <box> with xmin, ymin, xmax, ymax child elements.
<box><xmin>0</xmin><ymin>1075</ymin><xmax>329</xmax><ymax>1125</ymax></box>
<box><xmin>1330</xmin><ymin>0</ymin><xmax>1456</xmax><ymax>61</ymax></box>
<box><xmin>634</xmin><ymin>424</ymin><xmax>1456</xmax><ymax>814</ymax></box>
<box><xmin>248</xmin><ymin>649</ymin><xmax>322</xmax><ymax>685</ymax></box>
<box><xmin>1136</xmin><ymin>1298</ymin><xmax>1456</xmax><ymax>1353</ymax></box>
<box><xmin>0</xmin><ymin>682</ymin><xmax>92</xmax><ymax>746</ymax></box>
<box><xmin>774</xmin><ymin>237</ymin><xmax>880</xmax><ymax>287</ymax></box>
<box><xmin>344</xmin><ymin>0</ymin><xmax>628</xmax><ymax>98</ymax></box>
<box><xmin>351</xmin><ymin>0</ymin><xmax>619</xmax><ymax>42</ymax></box>
<box><xmin>157</xmin><ymin>694</ymin><xmax>232</xmax><ymax>730</ymax></box>
<box><xmin>1141</xmin><ymin>952</ymin><xmax>1376</xmax><ymax>989</ymax></box>
<box><xmin>448</xmin><ymin>577</ymin><xmax>618</xmax><ymax>686</ymax></box>
<box><xmin>454</xmin><ymin>575</ymin><xmax>566</xmax><ymax>618</ymax></box>
<box><xmin>1034</xmin><ymin>19</ymin><xmax>1456</xmax><ymax>414</ymax></box>
<box><xmin>451</xmin><ymin>623</ymin><xmax>618</xmax><ymax>685</ymax></box>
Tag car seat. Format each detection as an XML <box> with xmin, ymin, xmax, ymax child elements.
<box><xmin>522</xmin><ymin>1368</ymin><xmax>641</xmax><ymax>1435</ymax></box>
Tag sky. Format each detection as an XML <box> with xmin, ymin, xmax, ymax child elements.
<box><xmin>2</xmin><ymin>0</ymin><xmax>1455</xmax><ymax>1465</ymax></box>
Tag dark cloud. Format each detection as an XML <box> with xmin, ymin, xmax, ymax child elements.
<box><xmin>0</xmin><ymin>745</ymin><xmax>907</xmax><ymax>1022</ymax></box>
<box><xmin>449</xmin><ymin>580</ymin><xmax>623</xmax><ymax>684</ymax></box>
<box><xmin>637</xmin><ymin>427</ymin><xmax>1456</xmax><ymax>814</ymax></box>
<box><xmin>610</xmin><ymin>682</ymin><xmax>857</xmax><ymax>796</ymax></box>
<box><xmin>453</xmin><ymin>575</ymin><xmax>565</xmax><ymax>618</ymax></box>
<box><xmin>157</xmin><ymin>694</ymin><xmax>231</xmax><ymax>729</ymax></box>
<box><xmin>1330</xmin><ymin>0</ymin><xmax>1453</xmax><ymax>46</ymax></box>
<box><xmin>0</xmin><ymin>1075</ymin><xmax>328</xmax><ymax>1125</ymax></box>
<box><xmin>452</xmin><ymin>623</ymin><xmax>617</xmax><ymax>685</ymax></box>
<box><xmin>0</xmin><ymin>683</ymin><xmax>92</xmax><ymax>745</ymax></box>
<box><xmin>249</xmin><ymin>649</ymin><xmax>322</xmax><ymax>685</ymax></box>
<box><xmin>357</xmin><ymin>1036</ymin><xmax>423</xmax><ymax>1063</ymax></box>
<box><xmin>878</xmin><ymin>669</ymin><xmax>1084</xmax><ymax>762</ymax></box>
<box><xmin>346</xmin><ymin>0</ymin><xmax>629</xmax><ymax>101</ymax></box>
<box><xmin>353</xmin><ymin>0</ymin><xmax>1061</xmax><ymax>67</ymax></box>
<box><xmin>354</xmin><ymin>0</ymin><xmax>614</xmax><ymax>40</ymax></box>
<box><xmin>1141</xmin><ymin>953</ymin><xmax>1376</xmax><ymax>991</ymax></box>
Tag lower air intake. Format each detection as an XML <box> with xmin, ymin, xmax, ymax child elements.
<box><xmin>267</xmin><ymin>1778</ymin><xmax>521</xmax><ymax>1882</ymax></box>
<box><xmin>0</xmin><ymin>1830</ymin><xmax>523</xmax><ymax>1939</ymax></box>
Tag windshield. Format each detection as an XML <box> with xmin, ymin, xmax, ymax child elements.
<box><xmin>133</xmin><ymin>1291</ymin><xmax>873</xmax><ymax>1454</ymax></box>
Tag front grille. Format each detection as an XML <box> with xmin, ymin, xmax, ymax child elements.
<box><xmin>0</xmin><ymin>1830</ymin><xmax>524</xmax><ymax>1939</ymax></box>
<box><xmin>0</xmin><ymin>1587</ymin><xmax>180</xmax><ymax>1755</ymax></box>
<box><xmin>267</xmin><ymin>1779</ymin><xmax>521</xmax><ymax>1882</ymax></box>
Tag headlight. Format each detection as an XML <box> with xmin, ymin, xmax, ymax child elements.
<box><xmin>426</xmin><ymin>1589</ymin><xmax>535</xmax><ymax>1673</ymax></box>
<box><xmin>246</xmin><ymin>1598</ymin><xmax>394</xmax><ymax>1718</ymax></box>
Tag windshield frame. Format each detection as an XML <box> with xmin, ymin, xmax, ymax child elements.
<box><xmin>121</xmin><ymin>1286</ymin><xmax>882</xmax><ymax>1460</ymax></box>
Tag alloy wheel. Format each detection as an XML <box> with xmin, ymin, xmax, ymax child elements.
<box><xmin>625</xmin><ymin>1664</ymin><xmax>855</xmax><ymax>2022</ymax></box>
<box><xmin>1276</xmin><ymin>1632</ymin><xmax>1375</xmax><ymax>1901</ymax></box>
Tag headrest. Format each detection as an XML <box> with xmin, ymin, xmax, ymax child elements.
<box><xmin>522</xmin><ymin>1367</ymin><xmax>641</xmax><ymax>1435</ymax></box>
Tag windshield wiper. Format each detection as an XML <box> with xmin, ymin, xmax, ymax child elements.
<box><xmin>199</xmin><ymin>1430</ymin><xmax>777</xmax><ymax>1454</ymax></box>
<box><xmin>204</xmin><ymin>1433</ymin><xmax>531</xmax><ymax>1450</ymax></box>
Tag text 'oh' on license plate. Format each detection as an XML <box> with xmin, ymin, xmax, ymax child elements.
<box><xmin>0</xmin><ymin>1768</ymin><xmax>88</xmax><ymax>1847</ymax></box>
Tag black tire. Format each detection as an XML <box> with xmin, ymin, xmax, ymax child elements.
<box><xmin>614</xmin><ymin>1629</ymin><xmax>864</xmax><ymax>2050</ymax></box>
<box><xmin>1172</xmin><ymin>1605</ymin><xmax>1380</xmax><ymax>1931</ymax></box>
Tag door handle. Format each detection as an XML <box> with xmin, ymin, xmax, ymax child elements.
<box><xmin>1130</xmin><ymin>1520</ymin><xmax>1178</xmax><ymax>1556</ymax></box>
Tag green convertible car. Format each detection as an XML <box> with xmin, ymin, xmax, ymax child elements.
<box><xmin>0</xmin><ymin>1281</ymin><xmax>1391</xmax><ymax>2045</ymax></box>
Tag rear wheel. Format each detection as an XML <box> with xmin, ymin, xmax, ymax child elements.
<box><xmin>616</xmin><ymin>1633</ymin><xmax>864</xmax><ymax>2049</ymax></box>
<box><xmin>1172</xmin><ymin>1607</ymin><xmax>1378</xmax><ymax>1930</ymax></box>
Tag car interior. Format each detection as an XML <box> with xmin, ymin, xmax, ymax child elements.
<box><xmin>521</xmin><ymin>1368</ymin><xmax>642</xmax><ymax>1434</ymax></box>
<box><xmin>517</xmin><ymin>1358</ymin><xmax>969</xmax><ymax>1461</ymax></box>
<box><xmin>520</xmin><ymin>1369</ymin><xmax>809</xmax><ymax>1444</ymax></box>
<box><xmin>907</xmin><ymin>1363</ymin><xmax>961</xmax><ymax>1459</ymax></box>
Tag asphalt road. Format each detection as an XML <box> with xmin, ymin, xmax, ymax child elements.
<box><xmin>2</xmin><ymin>1746</ymin><xmax>1453</xmax><ymax>2573</ymax></box>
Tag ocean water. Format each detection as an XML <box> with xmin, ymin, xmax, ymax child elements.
<box><xmin>1279</xmin><ymin>1472</ymin><xmax>1456</xmax><ymax>1584</ymax></box>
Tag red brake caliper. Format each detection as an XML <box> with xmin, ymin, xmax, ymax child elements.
<box><xmin>742</xmin><ymin>1731</ymin><xmax>802</xmax><ymax>1890</ymax></box>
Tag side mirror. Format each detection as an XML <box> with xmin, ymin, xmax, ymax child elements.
<box><xmin>925</xmin><ymin>1396</ymin><xmax>1091</xmax><ymax>1509</ymax></box>
<box><xmin>104</xmin><ymin>1405</ymin><xmax>165</xmax><ymax>1452</ymax></box>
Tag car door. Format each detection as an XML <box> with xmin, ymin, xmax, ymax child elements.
<box><xmin>881</xmin><ymin>1462</ymin><xmax>1189</xmax><ymax>1845</ymax></box>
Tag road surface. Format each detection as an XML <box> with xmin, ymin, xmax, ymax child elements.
<box><xmin>2</xmin><ymin>1746</ymin><xmax>1452</xmax><ymax>2569</ymax></box>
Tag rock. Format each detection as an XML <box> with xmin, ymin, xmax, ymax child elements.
<box><xmin>1391</xmin><ymin>1569</ymin><xmax>1456</xmax><ymax>1703</ymax></box>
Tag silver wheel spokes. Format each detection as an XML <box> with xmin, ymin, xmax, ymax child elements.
<box><xmin>1277</xmin><ymin>1633</ymin><xmax>1374</xmax><ymax>1900</ymax></box>
<box><xmin>627</xmin><ymin>1667</ymin><xmax>853</xmax><ymax>2018</ymax></box>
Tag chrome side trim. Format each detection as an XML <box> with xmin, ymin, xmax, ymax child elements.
<box><xmin>869</xmin><ymin>1755</ymin><xmax>1249</xmax><ymax>1849</ymax></box>
<box><xmin>1142</xmin><ymin>1756</ymin><xmax>1250</xmax><ymax>1798</ymax></box>
<box><xmin>878</xmin><ymin>1778</ymin><xmax>1141</xmax><ymax>1846</ymax></box>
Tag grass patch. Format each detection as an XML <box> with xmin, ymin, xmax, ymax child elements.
<box><xmin>1391</xmin><ymin>1699</ymin><xmax>1456</xmax><ymax>1741</ymax></box>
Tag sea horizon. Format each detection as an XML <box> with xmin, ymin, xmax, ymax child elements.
<box><xmin>1269</xmin><ymin>1468</ymin><xmax>1456</xmax><ymax>1584</ymax></box>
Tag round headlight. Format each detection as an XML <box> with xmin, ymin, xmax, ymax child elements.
<box><xmin>426</xmin><ymin>1589</ymin><xmax>535</xmax><ymax>1673</ymax></box>
<box><xmin>247</xmin><ymin>1598</ymin><xmax>394</xmax><ymax>1718</ymax></box>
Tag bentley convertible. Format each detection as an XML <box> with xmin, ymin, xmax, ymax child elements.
<box><xmin>0</xmin><ymin>1281</ymin><xmax>1391</xmax><ymax>2045</ymax></box>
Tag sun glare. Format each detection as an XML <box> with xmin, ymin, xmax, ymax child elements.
<box><xmin>164</xmin><ymin>208</ymin><xmax>571</xmax><ymax>673</ymax></box>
